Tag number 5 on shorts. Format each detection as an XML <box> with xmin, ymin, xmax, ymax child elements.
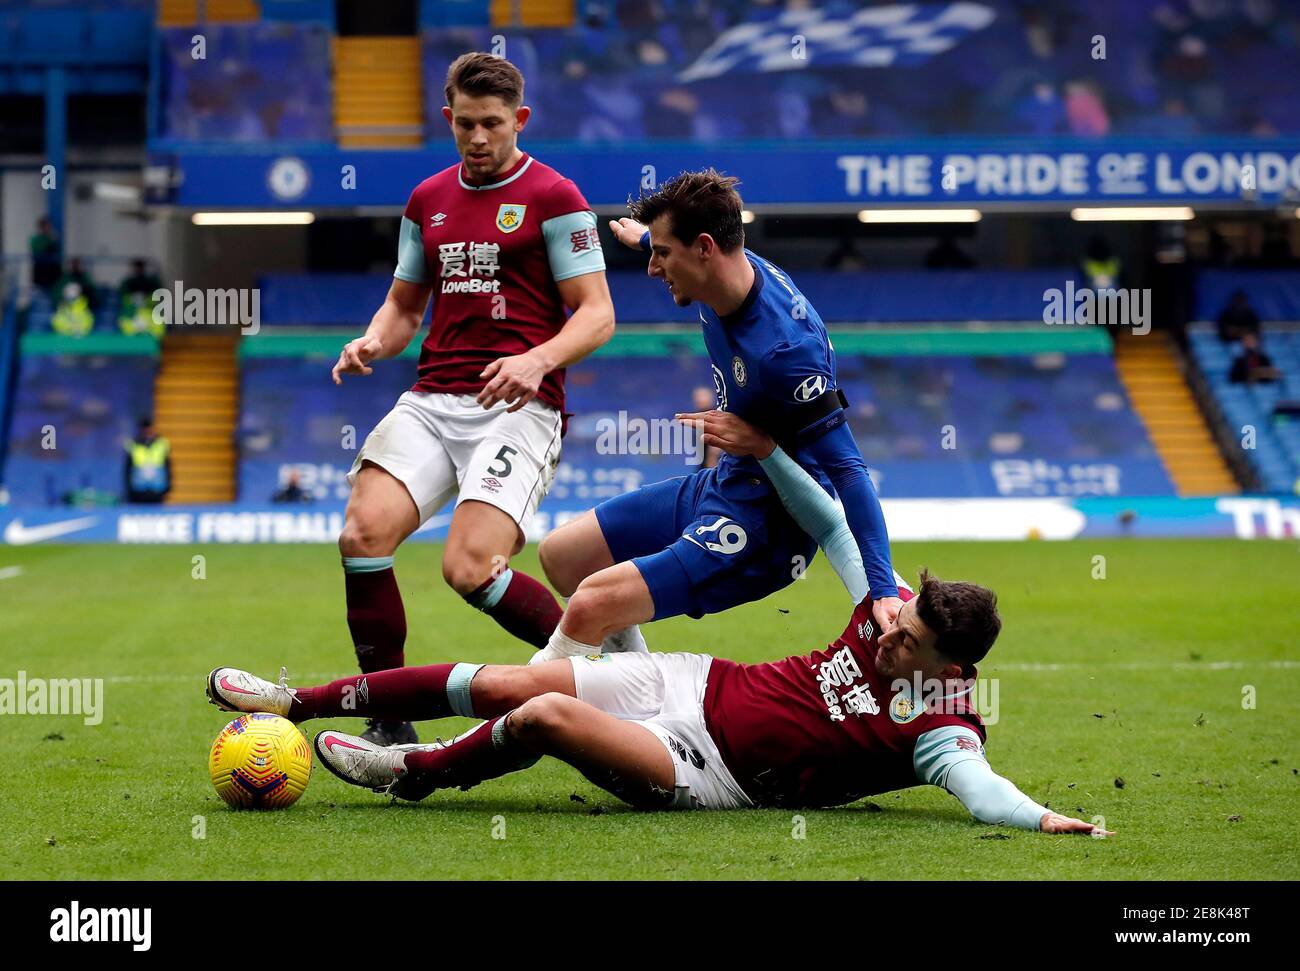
<box><xmin>487</xmin><ymin>445</ymin><xmax>518</xmax><ymax>478</ymax></box>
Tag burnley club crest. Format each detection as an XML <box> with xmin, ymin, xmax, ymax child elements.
<box><xmin>496</xmin><ymin>204</ymin><xmax>527</xmax><ymax>234</ymax></box>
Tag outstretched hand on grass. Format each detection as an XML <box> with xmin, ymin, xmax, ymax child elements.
<box><xmin>1040</xmin><ymin>812</ymin><xmax>1115</xmax><ymax>836</ymax></box>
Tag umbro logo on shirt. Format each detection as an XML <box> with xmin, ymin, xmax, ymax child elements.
<box><xmin>430</xmin><ymin>212</ymin><xmax>447</xmax><ymax>227</ymax></box>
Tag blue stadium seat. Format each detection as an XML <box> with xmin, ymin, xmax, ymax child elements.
<box><xmin>156</xmin><ymin>24</ymin><xmax>334</xmax><ymax>144</ymax></box>
<box><xmin>4</xmin><ymin>352</ymin><xmax>158</xmax><ymax>503</ymax></box>
<box><xmin>255</xmin><ymin>269</ymin><xmax>1082</xmax><ymax>327</ymax></box>
<box><xmin>1187</xmin><ymin>323</ymin><xmax>1299</xmax><ymax>492</ymax></box>
<box><xmin>149</xmin><ymin>3</ymin><xmax>1300</xmax><ymax>145</ymax></box>
<box><xmin>238</xmin><ymin>348</ymin><xmax>1173</xmax><ymax>501</ymax></box>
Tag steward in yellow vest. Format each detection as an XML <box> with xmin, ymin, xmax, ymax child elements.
<box><xmin>118</xmin><ymin>259</ymin><xmax>164</xmax><ymax>337</ymax></box>
<box><xmin>118</xmin><ymin>293</ymin><xmax>164</xmax><ymax>338</ymax></box>
<box><xmin>125</xmin><ymin>419</ymin><xmax>171</xmax><ymax>504</ymax></box>
<box><xmin>51</xmin><ymin>295</ymin><xmax>94</xmax><ymax>337</ymax></box>
<box><xmin>1081</xmin><ymin>236</ymin><xmax>1122</xmax><ymax>290</ymax></box>
<box><xmin>51</xmin><ymin>259</ymin><xmax>99</xmax><ymax>337</ymax></box>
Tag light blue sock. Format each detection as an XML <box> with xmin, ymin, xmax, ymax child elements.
<box><xmin>492</xmin><ymin>716</ymin><xmax>541</xmax><ymax>769</ymax></box>
<box><xmin>342</xmin><ymin>555</ymin><xmax>395</xmax><ymax>574</ymax></box>
<box><xmin>467</xmin><ymin>568</ymin><xmax>513</xmax><ymax>610</ymax></box>
<box><xmin>446</xmin><ymin>662</ymin><xmax>484</xmax><ymax>718</ymax></box>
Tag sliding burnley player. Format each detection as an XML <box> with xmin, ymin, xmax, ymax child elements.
<box><xmin>532</xmin><ymin>168</ymin><xmax>901</xmax><ymax>664</ymax></box>
<box><xmin>206</xmin><ymin>409</ymin><xmax>1110</xmax><ymax>835</ymax></box>
<box><xmin>328</xmin><ymin>53</ymin><xmax>615</xmax><ymax>745</ymax></box>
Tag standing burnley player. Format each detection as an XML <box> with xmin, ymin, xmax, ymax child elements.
<box><xmin>329</xmin><ymin>53</ymin><xmax>614</xmax><ymax>745</ymax></box>
<box><xmin>533</xmin><ymin>169</ymin><xmax>901</xmax><ymax>663</ymax></box>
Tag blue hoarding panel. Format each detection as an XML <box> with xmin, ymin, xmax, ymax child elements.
<box><xmin>4</xmin><ymin>496</ymin><xmax>1298</xmax><ymax>545</ymax></box>
<box><xmin>153</xmin><ymin>139</ymin><xmax>1300</xmax><ymax>209</ymax></box>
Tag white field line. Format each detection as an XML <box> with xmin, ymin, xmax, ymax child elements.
<box><xmin>57</xmin><ymin>659</ymin><xmax>1300</xmax><ymax>685</ymax></box>
<box><xmin>989</xmin><ymin>660</ymin><xmax>1300</xmax><ymax>672</ymax></box>
<box><xmin>0</xmin><ymin>566</ymin><xmax>24</xmax><ymax>580</ymax></box>
<box><xmin>103</xmin><ymin>671</ymin><xmax>350</xmax><ymax>685</ymax></box>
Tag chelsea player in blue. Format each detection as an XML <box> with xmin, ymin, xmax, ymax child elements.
<box><xmin>531</xmin><ymin>169</ymin><xmax>901</xmax><ymax>664</ymax></box>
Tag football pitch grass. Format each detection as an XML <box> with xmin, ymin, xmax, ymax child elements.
<box><xmin>2</xmin><ymin>539</ymin><xmax>1297</xmax><ymax>881</ymax></box>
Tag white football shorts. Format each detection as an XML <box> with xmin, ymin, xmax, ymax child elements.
<box><xmin>569</xmin><ymin>651</ymin><xmax>753</xmax><ymax>810</ymax></box>
<box><xmin>348</xmin><ymin>391</ymin><xmax>562</xmax><ymax>533</ymax></box>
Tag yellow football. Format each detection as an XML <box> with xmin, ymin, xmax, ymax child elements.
<box><xmin>209</xmin><ymin>713</ymin><xmax>312</xmax><ymax>809</ymax></box>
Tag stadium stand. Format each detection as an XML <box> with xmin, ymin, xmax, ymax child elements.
<box><xmin>237</xmin><ymin>331</ymin><xmax>1173</xmax><ymax>503</ymax></box>
<box><xmin>159</xmin><ymin>0</ymin><xmax>259</xmax><ymax>28</ymax></box>
<box><xmin>1188</xmin><ymin>323</ymin><xmax>1300</xmax><ymax>495</ymax></box>
<box><xmin>4</xmin><ymin>342</ymin><xmax>158</xmax><ymax>505</ymax></box>
<box><xmin>154</xmin><ymin>331</ymin><xmax>240</xmax><ymax>504</ymax></box>
<box><xmin>241</xmin><ymin>267</ymin><xmax>1185</xmax><ymax>495</ymax></box>
<box><xmin>23</xmin><ymin>285</ymin><xmax>121</xmax><ymax>336</ymax></box>
<box><xmin>145</xmin><ymin>1</ymin><xmax>1300</xmax><ymax>146</ymax></box>
<box><xmin>334</xmin><ymin>35</ymin><xmax>424</xmax><ymax>147</ymax></box>
<box><xmin>0</xmin><ymin>302</ymin><xmax>20</xmax><ymax>492</ymax></box>
<box><xmin>1194</xmin><ymin>270</ymin><xmax>1300</xmax><ymax>323</ymax></box>
<box><xmin>1114</xmin><ymin>332</ymin><xmax>1239</xmax><ymax>497</ymax></box>
<box><xmin>156</xmin><ymin>23</ymin><xmax>334</xmax><ymax>144</ymax></box>
<box><xmin>5</xmin><ymin>0</ymin><xmax>1290</xmax><ymax>516</ymax></box>
<box><xmin>253</xmin><ymin>269</ymin><xmax>1079</xmax><ymax>326</ymax></box>
<box><xmin>1183</xmin><ymin>271</ymin><xmax>1300</xmax><ymax>494</ymax></box>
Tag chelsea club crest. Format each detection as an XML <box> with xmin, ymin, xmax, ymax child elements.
<box><xmin>496</xmin><ymin>204</ymin><xmax>527</xmax><ymax>234</ymax></box>
<box><xmin>732</xmin><ymin>356</ymin><xmax>748</xmax><ymax>387</ymax></box>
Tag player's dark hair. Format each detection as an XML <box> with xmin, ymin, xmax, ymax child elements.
<box><xmin>445</xmin><ymin>52</ymin><xmax>524</xmax><ymax>108</ymax></box>
<box><xmin>627</xmin><ymin>169</ymin><xmax>745</xmax><ymax>252</ymax></box>
<box><xmin>913</xmin><ymin>568</ymin><xmax>1001</xmax><ymax>668</ymax></box>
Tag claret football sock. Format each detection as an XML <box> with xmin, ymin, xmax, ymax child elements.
<box><xmin>343</xmin><ymin>556</ymin><xmax>407</xmax><ymax>673</ymax></box>
<box><xmin>293</xmin><ymin>662</ymin><xmax>483</xmax><ymax>722</ymax></box>
<box><xmin>401</xmin><ymin>715</ymin><xmax>538</xmax><ymax>792</ymax></box>
<box><xmin>465</xmin><ymin>567</ymin><xmax>563</xmax><ymax>648</ymax></box>
<box><xmin>602</xmin><ymin>625</ymin><xmax>649</xmax><ymax>654</ymax></box>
